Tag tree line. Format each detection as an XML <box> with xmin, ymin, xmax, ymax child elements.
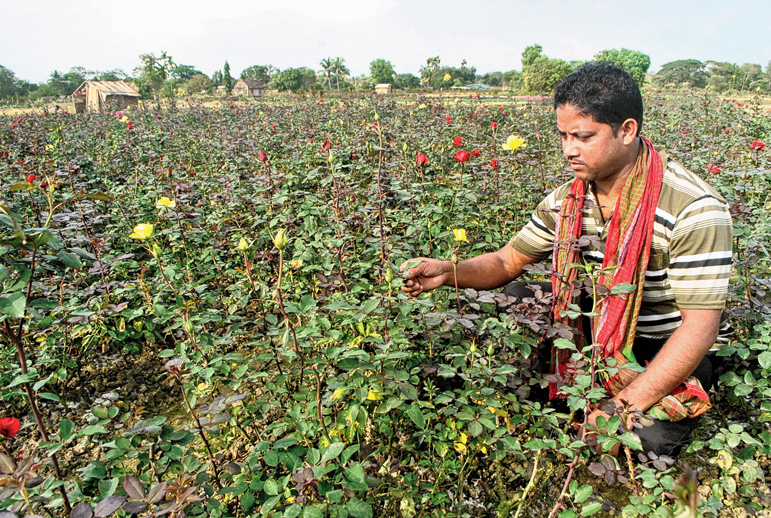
<box><xmin>2</xmin><ymin>45</ymin><xmax>770</xmax><ymax>102</ymax></box>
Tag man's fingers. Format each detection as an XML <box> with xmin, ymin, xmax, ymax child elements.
<box><xmin>399</xmin><ymin>258</ymin><xmax>428</xmax><ymax>279</ymax></box>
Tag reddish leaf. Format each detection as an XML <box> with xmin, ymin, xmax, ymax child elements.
<box><xmin>94</xmin><ymin>495</ymin><xmax>126</xmax><ymax>517</ymax></box>
<box><xmin>70</xmin><ymin>503</ymin><xmax>94</xmax><ymax>518</ymax></box>
<box><xmin>147</xmin><ymin>481</ymin><xmax>167</xmax><ymax>504</ymax></box>
<box><xmin>121</xmin><ymin>500</ymin><xmax>148</xmax><ymax>515</ymax></box>
<box><xmin>123</xmin><ymin>475</ymin><xmax>145</xmax><ymax>500</ymax></box>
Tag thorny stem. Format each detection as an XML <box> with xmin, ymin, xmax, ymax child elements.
<box><xmin>178</xmin><ymin>382</ymin><xmax>222</xmax><ymax>489</ymax></box>
<box><xmin>513</xmin><ymin>451</ymin><xmax>542</xmax><ymax>518</ymax></box>
<box><xmin>375</xmin><ymin>121</ymin><xmax>387</xmax><ymax>274</ymax></box>
<box><xmin>276</xmin><ymin>250</ymin><xmax>301</xmax><ymax>357</ymax></box>
<box><xmin>313</xmin><ymin>367</ymin><xmax>331</xmax><ymax>443</ymax></box>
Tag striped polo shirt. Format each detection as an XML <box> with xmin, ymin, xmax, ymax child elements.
<box><xmin>509</xmin><ymin>152</ymin><xmax>733</xmax><ymax>340</ymax></box>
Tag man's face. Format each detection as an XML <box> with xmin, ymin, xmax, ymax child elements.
<box><xmin>556</xmin><ymin>104</ymin><xmax>634</xmax><ymax>185</ymax></box>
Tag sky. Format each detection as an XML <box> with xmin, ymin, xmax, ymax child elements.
<box><xmin>2</xmin><ymin>0</ymin><xmax>770</xmax><ymax>83</ymax></box>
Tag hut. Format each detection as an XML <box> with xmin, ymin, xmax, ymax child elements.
<box><xmin>233</xmin><ymin>79</ymin><xmax>266</xmax><ymax>99</ymax></box>
<box><xmin>72</xmin><ymin>81</ymin><xmax>140</xmax><ymax>113</ymax></box>
<box><xmin>375</xmin><ymin>83</ymin><xmax>392</xmax><ymax>95</ymax></box>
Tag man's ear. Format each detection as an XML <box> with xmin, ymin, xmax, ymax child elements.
<box><xmin>620</xmin><ymin>118</ymin><xmax>638</xmax><ymax>145</ymax></box>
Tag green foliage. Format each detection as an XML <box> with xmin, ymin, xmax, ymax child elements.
<box><xmin>521</xmin><ymin>43</ymin><xmax>544</xmax><ymax>68</ymax></box>
<box><xmin>654</xmin><ymin>59</ymin><xmax>708</xmax><ymax>88</ymax></box>
<box><xmin>273</xmin><ymin>67</ymin><xmax>317</xmax><ymax>93</ymax></box>
<box><xmin>368</xmin><ymin>58</ymin><xmax>395</xmax><ymax>85</ymax></box>
<box><xmin>523</xmin><ymin>56</ymin><xmax>573</xmax><ymax>93</ymax></box>
<box><xmin>185</xmin><ymin>74</ymin><xmax>211</xmax><ymax>95</ymax></box>
<box><xmin>393</xmin><ymin>73</ymin><xmax>420</xmax><ymax>90</ymax></box>
<box><xmin>223</xmin><ymin>61</ymin><xmax>235</xmax><ymax>94</ymax></box>
<box><xmin>593</xmin><ymin>48</ymin><xmax>651</xmax><ymax>85</ymax></box>
<box><xmin>241</xmin><ymin>65</ymin><xmax>271</xmax><ymax>84</ymax></box>
<box><xmin>0</xmin><ymin>89</ymin><xmax>770</xmax><ymax>518</ymax></box>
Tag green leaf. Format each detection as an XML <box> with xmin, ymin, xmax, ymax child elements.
<box><xmin>580</xmin><ymin>501</ymin><xmax>603</xmax><ymax>516</ymax></box>
<box><xmin>78</xmin><ymin>425</ymin><xmax>108</xmax><ymax>437</ymax></box>
<box><xmin>263</xmin><ymin>478</ymin><xmax>279</xmax><ymax>496</ymax></box>
<box><xmin>320</xmin><ymin>442</ymin><xmax>346</xmax><ymax>464</ymax></box>
<box><xmin>347</xmin><ymin>498</ymin><xmax>373</xmax><ymax>518</ymax></box>
<box><xmin>554</xmin><ymin>338</ymin><xmax>576</xmax><ymax>350</ymax></box>
<box><xmin>8</xmin><ymin>181</ymin><xmax>34</xmax><ymax>192</ymax></box>
<box><xmin>0</xmin><ymin>292</ymin><xmax>26</xmax><ymax>318</ymax></box>
<box><xmin>85</xmin><ymin>191</ymin><xmax>113</xmax><ymax>201</ymax></box>
<box><xmin>618</xmin><ymin>432</ymin><xmax>642</xmax><ymax>451</ymax></box>
<box><xmin>284</xmin><ymin>504</ymin><xmax>302</xmax><ymax>518</ymax></box>
<box><xmin>758</xmin><ymin>351</ymin><xmax>771</xmax><ymax>370</ymax></box>
<box><xmin>361</xmin><ymin>299</ymin><xmax>379</xmax><ymax>314</ymax></box>
<box><xmin>299</xmin><ymin>295</ymin><xmax>317</xmax><ymax>313</ymax></box>
<box><xmin>57</xmin><ymin>250</ymin><xmax>83</xmax><ymax>270</ymax></box>
<box><xmin>303</xmin><ymin>507</ymin><xmax>324</xmax><ymax>518</ymax></box>
<box><xmin>468</xmin><ymin>420</ymin><xmax>483</xmax><ymax>437</ymax></box>
<box><xmin>6</xmin><ymin>372</ymin><xmax>36</xmax><ymax>388</ymax></box>
<box><xmin>610</xmin><ymin>283</ymin><xmax>637</xmax><ymax>295</ymax></box>
<box><xmin>60</xmin><ymin>419</ymin><xmax>74</xmax><ymax>442</ymax></box>
<box><xmin>406</xmin><ymin>403</ymin><xmax>425</xmax><ymax>429</ymax></box>
<box><xmin>574</xmin><ymin>484</ymin><xmax>592</xmax><ymax>504</ymax></box>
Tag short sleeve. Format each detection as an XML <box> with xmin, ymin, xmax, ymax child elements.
<box><xmin>668</xmin><ymin>195</ymin><xmax>733</xmax><ymax>310</ymax></box>
<box><xmin>508</xmin><ymin>184</ymin><xmax>567</xmax><ymax>261</ymax></box>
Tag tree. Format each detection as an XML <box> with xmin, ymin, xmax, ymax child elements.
<box><xmin>480</xmin><ymin>72</ymin><xmax>502</xmax><ymax>87</ymax></box>
<box><xmin>134</xmin><ymin>52</ymin><xmax>176</xmax><ymax>104</ymax></box>
<box><xmin>173</xmin><ymin>65</ymin><xmax>205</xmax><ymax>81</ymax></box>
<box><xmin>0</xmin><ymin>65</ymin><xmax>19</xmax><ymax>99</ymax></box>
<box><xmin>521</xmin><ymin>44</ymin><xmax>544</xmax><ymax>68</ymax></box>
<box><xmin>273</xmin><ymin>68</ymin><xmax>317</xmax><ymax>93</ymax></box>
<box><xmin>95</xmin><ymin>69</ymin><xmax>130</xmax><ymax>81</ymax></box>
<box><xmin>185</xmin><ymin>74</ymin><xmax>211</xmax><ymax>95</ymax></box>
<box><xmin>211</xmin><ymin>70</ymin><xmax>223</xmax><ymax>88</ymax></box>
<box><xmin>241</xmin><ymin>65</ymin><xmax>271</xmax><ymax>84</ymax></box>
<box><xmin>654</xmin><ymin>60</ymin><xmax>707</xmax><ymax>88</ymax></box>
<box><xmin>394</xmin><ymin>73</ymin><xmax>420</xmax><ymax>90</ymax></box>
<box><xmin>502</xmin><ymin>70</ymin><xmax>524</xmax><ymax>90</ymax></box>
<box><xmin>319</xmin><ymin>57</ymin><xmax>334</xmax><ymax>90</ymax></box>
<box><xmin>523</xmin><ymin>57</ymin><xmax>573</xmax><ymax>94</ymax></box>
<box><xmin>223</xmin><ymin>61</ymin><xmax>235</xmax><ymax>93</ymax></box>
<box><xmin>331</xmin><ymin>58</ymin><xmax>349</xmax><ymax>92</ymax></box>
<box><xmin>369</xmin><ymin>59</ymin><xmax>395</xmax><ymax>85</ymax></box>
<box><xmin>594</xmin><ymin>48</ymin><xmax>651</xmax><ymax>85</ymax></box>
<box><xmin>420</xmin><ymin>56</ymin><xmax>441</xmax><ymax>86</ymax></box>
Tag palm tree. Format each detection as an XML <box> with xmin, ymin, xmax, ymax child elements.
<box><xmin>319</xmin><ymin>57</ymin><xmax>334</xmax><ymax>91</ymax></box>
<box><xmin>331</xmin><ymin>57</ymin><xmax>349</xmax><ymax>92</ymax></box>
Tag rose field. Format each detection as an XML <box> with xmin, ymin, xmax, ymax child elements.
<box><xmin>1</xmin><ymin>92</ymin><xmax>771</xmax><ymax>518</ymax></box>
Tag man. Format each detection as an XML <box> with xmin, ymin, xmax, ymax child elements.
<box><xmin>400</xmin><ymin>62</ymin><xmax>732</xmax><ymax>456</ymax></box>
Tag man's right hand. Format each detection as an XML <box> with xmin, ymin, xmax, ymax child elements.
<box><xmin>399</xmin><ymin>258</ymin><xmax>450</xmax><ymax>297</ymax></box>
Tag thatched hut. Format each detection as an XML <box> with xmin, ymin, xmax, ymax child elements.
<box><xmin>233</xmin><ymin>79</ymin><xmax>266</xmax><ymax>98</ymax></box>
<box><xmin>72</xmin><ymin>81</ymin><xmax>140</xmax><ymax>113</ymax></box>
<box><xmin>375</xmin><ymin>83</ymin><xmax>392</xmax><ymax>95</ymax></box>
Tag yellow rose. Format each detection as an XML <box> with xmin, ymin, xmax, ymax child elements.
<box><xmin>502</xmin><ymin>135</ymin><xmax>526</xmax><ymax>151</ymax></box>
<box><xmin>155</xmin><ymin>197</ymin><xmax>175</xmax><ymax>208</ymax></box>
<box><xmin>453</xmin><ymin>228</ymin><xmax>467</xmax><ymax>242</ymax></box>
<box><xmin>273</xmin><ymin>228</ymin><xmax>288</xmax><ymax>250</ymax></box>
<box><xmin>237</xmin><ymin>237</ymin><xmax>249</xmax><ymax>251</ymax></box>
<box><xmin>130</xmin><ymin>223</ymin><xmax>153</xmax><ymax>240</ymax></box>
<box><xmin>444</xmin><ymin>73</ymin><xmax>452</xmax><ymax>81</ymax></box>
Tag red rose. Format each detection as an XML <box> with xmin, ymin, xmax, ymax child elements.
<box><xmin>27</xmin><ymin>174</ymin><xmax>38</xmax><ymax>183</ymax></box>
<box><xmin>322</xmin><ymin>139</ymin><xmax>331</xmax><ymax>150</ymax></box>
<box><xmin>40</xmin><ymin>181</ymin><xmax>47</xmax><ymax>189</ymax></box>
<box><xmin>751</xmin><ymin>141</ymin><xmax>766</xmax><ymax>151</ymax></box>
<box><xmin>454</xmin><ymin>150</ymin><xmax>470</xmax><ymax>163</ymax></box>
<box><xmin>229</xmin><ymin>104</ymin><xmax>234</xmax><ymax>109</ymax></box>
<box><xmin>258</xmin><ymin>150</ymin><xmax>267</xmax><ymax>162</ymax></box>
<box><xmin>491</xmin><ymin>122</ymin><xmax>497</xmax><ymax>130</ymax></box>
<box><xmin>416</xmin><ymin>152</ymin><xmax>429</xmax><ymax>166</ymax></box>
<box><xmin>491</xmin><ymin>159</ymin><xmax>499</xmax><ymax>170</ymax></box>
<box><xmin>453</xmin><ymin>136</ymin><xmax>463</xmax><ymax>146</ymax></box>
<box><xmin>471</xmin><ymin>149</ymin><xmax>480</xmax><ymax>156</ymax></box>
<box><xmin>725</xmin><ymin>128</ymin><xmax>731</xmax><ymax>134</ymax></box>
<box><xmin>445</xmin><ymin>116</ymin><xmax>452</xmax><ymax>123</ymax></box>
<box><xmin>706</xmin><ymin>163</ymin><xmax>721</xmax><ymax>174</ymax></box>
<box><xmin>0</xmin><ymin>417</ymin><xmax>20</xmax><ymax>438</ymax></box>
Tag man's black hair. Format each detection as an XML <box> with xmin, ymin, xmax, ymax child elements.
<box><xmin>554</xmin><ymin>61</ymin><xmax>643</xmax><ymax>136</ymax></box>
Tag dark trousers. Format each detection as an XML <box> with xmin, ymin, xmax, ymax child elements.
<box><xmin>502</xmin><ymin>281</ymin><xmax>712</xmax><ymax>457</ymax></box>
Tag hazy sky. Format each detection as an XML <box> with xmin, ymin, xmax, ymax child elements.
<box><xmin>3</xmin><ymin>0</ymin><xmax>770</xmax><ymax>83</ymax></box>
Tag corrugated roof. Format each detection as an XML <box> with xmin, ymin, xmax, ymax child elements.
<box><xmin>84</xmin><ymin>81</ymin><xmax>140</xmax><ymax>97</ymax></box>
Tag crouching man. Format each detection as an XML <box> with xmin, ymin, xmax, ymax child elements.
<box><xmin>400</xmin><ymin>62</ymin><xmax>732</xmax><ymax>456</ymax></box>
